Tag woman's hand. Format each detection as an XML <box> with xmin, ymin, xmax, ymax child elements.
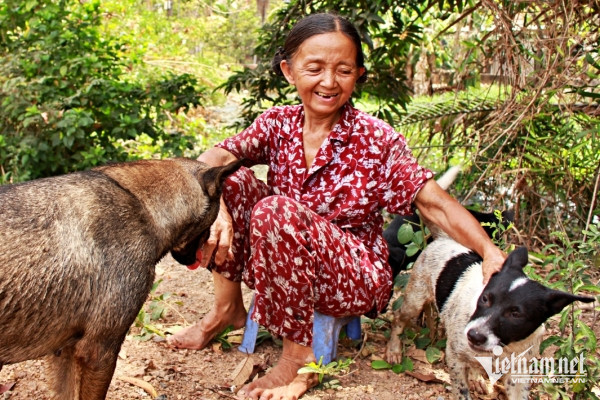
<box><xmin>199</xmin><ymin>198</ymin><xmax>235</xmax><ymax>268</ymax></box>
<box><xmin>193</xmin><ymin>147</ymin><xmax>239</xmax><ymax>268</ymax></box>
<box><xmin>481</xmin><ymin>245</ymin><xmax>506</xmax><ymax>283</ymax></box>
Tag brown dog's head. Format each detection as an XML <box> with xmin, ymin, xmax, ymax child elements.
<box><xmin>170</xmin><ymin>159</ymin><xmax>243</xmax><ymax>266</ymax></box>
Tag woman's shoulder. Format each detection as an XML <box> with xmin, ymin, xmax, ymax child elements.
<box><xmin>347</xmin><ymin>105</ymin><xmax>400</xmax><ymax>140</ymax></box>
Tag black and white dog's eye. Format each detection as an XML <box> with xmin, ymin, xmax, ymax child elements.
<box><xmin>506</xmin><ymin>307</ymin><xmax>521</xmax><ymax>318</ymax></box>
<box><xmin>480</xmin><ymin>294</ymin><xmax>490</xmax><ymax>305</ymax></box>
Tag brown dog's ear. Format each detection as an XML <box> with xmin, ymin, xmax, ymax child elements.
<box><xmin>200</xmin><ymin>159</ymin><xmax>244</xmax><ymax>198</ymax></box>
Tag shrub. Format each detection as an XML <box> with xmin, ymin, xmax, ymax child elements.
<box><xmin>0</xmin><ymin>0</ymin><xmax>205</xmax><ymax>183</ymax></box>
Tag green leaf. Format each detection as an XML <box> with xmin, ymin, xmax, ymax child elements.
<box><xmin>371</xmin><ymin>360</ymin><xmax>392</xmax><ymax>370</ymax></box>
<box><xmin>406</xmin><ymin>243</ymin><xmax>420</xmax><ymax>257</ymax></box>
<box><xmin>392</xmin><ymin>296</ymin><xmax>404</xmax><ymax>311</ymax></box>
<box><xmin>392</xmin><ymin>356</ymin><xmax>414</xmax><ymax>373</ymax></box>
<box><xmin>575</xmin><ymin>320</ymin><xmax>596</xmax><ymax>351</ymax></box>
<box><xmin>298</xmin><ymin>366</ymin><xmax>318</xmax><ymax>374</ymax></box>
<box><xmin>150</xmin><ymin>304</ymin><xmax>165</xmax><ymax>320</ymax></box>
<box><xmin>413</xmin><ymin>231</ymin><xmax>424</xmax><ymax>246</ymax></box>
<box><xmin>576</xmin><ymin>90</ymin><xmax>600</xmax><ymax>99</ymax></box>
<box><xmin>425</xmin><ymin>346</ymin><xmax>442</xmax><ymax>363</ymax></box>
<box><xmin>415</xmin><ymin>336</ymin><xmax>431</xmax><ymax>349</ymax></box>
<box><xmin>574</xmin><ymin>285</ymin><xmax>600</xmax><ymax>294</ymax></box>
<box><xmin>394</xmin><ymin>273</ymin><xmax>410</xmax><ymax>290</ymax></box>
<box><xmin>540</xmin><ymin>335</ymin><xmax>563</xmax><ymax>355</ymax></box>
<box><xmin>25</xmin><ymin>0</ymin><xmax>38</xmax><ymax>12</ymax></box>
<box><xmin>397</xmin><ymin>223</ymin><xmax>414</xmax><ymax>244</ymax></box>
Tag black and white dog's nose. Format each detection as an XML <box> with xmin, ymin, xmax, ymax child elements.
<box><xmin>467</xmin><ymin>329</ymin><xmax>487</xmax><ymax>346</ymax></box>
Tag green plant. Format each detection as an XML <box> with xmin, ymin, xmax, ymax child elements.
<box><xmin>479</xmin><ymin>209</ymin><xmax>515</xmax><ymax>248</ymax></box>
<box><xmin>298</xmin><ymin>356</ymin><xmax>354</xmax><ymax>385</ymax></box>
<box><xmin>134</xmin><ymin>280</ymin><xmax>180</xmax><ymax>341</ymax></box>
<box><xmin>214</xmin><ymin>325</ymin><xmax>235</xmax><ymax>350</ymax></box>
<box><xmin>371</xmin><ymin>354</ymin><xmax>414</xmax><ymax>374</ymax></box>
<box><xmin>0</xmin><ymin>0</ymin><xmax>205</xmax><ymax>183</ymax></box>
<box><xmin>396</xmin><ymin>217</ymin><xmax>430</xmax><ymax>260</ymax></box>
<box><xmin>535</xmin><ymin>224</ymin><xmax>600</xmax><ymax>399</ymax></box>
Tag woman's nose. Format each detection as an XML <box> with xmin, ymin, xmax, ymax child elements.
<box><xmin>321</xmin><ymin>69</ymin><xmax>336</xmax><ymax>86</ymax></box>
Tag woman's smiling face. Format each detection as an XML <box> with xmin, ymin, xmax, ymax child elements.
<box><xmin>280</xmin><ymin>31</ymin><xmax>365</xmax><ymax>120</ymax></box>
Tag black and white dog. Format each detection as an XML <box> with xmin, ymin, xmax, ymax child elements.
<box><xmin>385</xmin><ymin>235</ymin><xmax>594</xmax><ymax>399</ymax></box>
<box><xmin>382</xmin><ymin>165</ymin><xmax>513</xmax><ymax>311</ymax></box>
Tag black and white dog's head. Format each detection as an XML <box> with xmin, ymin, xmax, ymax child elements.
<box><xmin>465</xmin><ymin>247</ymin><xmax>594</xmax><ymax>352</ymax></box>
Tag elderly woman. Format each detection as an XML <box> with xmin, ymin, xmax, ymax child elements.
<box><xmin>168</xmin><ymin>13</ymin><xmax>506</xmax><ymax>400</ymax></box>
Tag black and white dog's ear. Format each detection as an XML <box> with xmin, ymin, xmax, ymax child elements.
<box><xmin>503</xmin><ymin>246</ymin><xmax>529</xmax><ymax>271</ymax></box>
<box><xmin>546</xmin><ymin>290</ymin><xmax>595</xmax><ymax>315</ymax></box>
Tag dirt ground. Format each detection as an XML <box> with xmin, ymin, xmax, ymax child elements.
<box><xmin>0</xmin><ymin>254</ymin><xmax>595</xmax><ymax>400</ymax></box>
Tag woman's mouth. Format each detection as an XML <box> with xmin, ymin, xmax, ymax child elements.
<box><xmin>316</xmin><ymin>92</ymin><xmax>338</xmax><ymax>99</ymax></box>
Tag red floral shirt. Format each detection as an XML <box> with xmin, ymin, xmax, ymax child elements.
<box><xmin>217</xmin><ymin>103</ymin><xmax>433</xmax><ymax>310</ymax></box>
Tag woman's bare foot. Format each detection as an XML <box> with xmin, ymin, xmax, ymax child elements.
<box><xmin>167</xmin><ymin>304</ymin><xmax>246</xmax><ymax>349</ymax></box>
<box><xmin>168</xmin><ymin>270</ymin><xmax>246</xmax><ymax>350</ymax></box>
<box><xmin>237</xmin><ymin>339</ymin><xmax>318</xmax><ymax>400</ymax></box>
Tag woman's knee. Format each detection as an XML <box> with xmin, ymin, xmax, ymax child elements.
<box><xmin>251</xmin><ymin>195</ymin><xmax>309</xmax><ymax>227</ymax></box>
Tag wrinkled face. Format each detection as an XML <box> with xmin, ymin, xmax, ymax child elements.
<box><xmin>280</xmin><ymin>31</ymin><xmax>365</xmax><ymax>120</ymax></box>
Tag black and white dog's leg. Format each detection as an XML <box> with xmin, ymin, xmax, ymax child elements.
<box><xmin>503</xmin><ymin>373</ymin><xmax>530</xmax><ymax>400</ymax></box>
<box><xmin>446</xmin><ymin>344</ymin><xmax>472</xmax><ymax>400</ymax></box>
<box><xmin>385</xmin><ymin>255</ymin><xmax>433</xmax><ymax>364</ymax></box>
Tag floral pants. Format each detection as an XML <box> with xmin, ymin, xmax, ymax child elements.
<box><xmin>212</xmin><ymin>167</ymin><xmax>376</xmax><ymax>346</ymax></box>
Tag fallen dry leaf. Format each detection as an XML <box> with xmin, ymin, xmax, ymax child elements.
<box><xmin>117</xmin><ymin>376</ymin><xmax>158</xmax><ymax>398</ymax></box>
<box><xmin>227</xmin><ymin>334</ymin><xmax>244</xmax><ymax>345</ymax></box>
<box><xmin>406</xmin><ymin>347</ymin><xmax>428</xmax><ymax>363</ymax></box>
<box><xmin>0</xmin><ymin>382</ymin><xmax>15</xmax><ymax>394</ymax></box>
<box><xmin>230</xmin><ymin>355</ymin><xmax>255</xmax><ymax>389</ymax></box>
<box><xmin>405</xmin><ymin>370</ymin><xmax>446</xmax><ymax>384</ymax></box>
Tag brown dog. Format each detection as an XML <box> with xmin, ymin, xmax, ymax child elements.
<box><xmin>0</xmin><ymin>158</ymin><xmax>241</xmax><ymax>399</ymax></box>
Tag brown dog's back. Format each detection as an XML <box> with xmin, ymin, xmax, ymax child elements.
<box><xmin>0</xmin><ymin>158</ymin><xmax>241</xmax><ymax>399</ymax></box>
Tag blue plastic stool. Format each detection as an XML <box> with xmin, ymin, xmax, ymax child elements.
<box><xmin>238</xmin><ymin>295</ymin><xmax>362</xmax><ymax>364</ymax></box>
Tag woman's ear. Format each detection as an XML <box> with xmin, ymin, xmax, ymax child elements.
<box><xmin>358</xmin><ymin>67</ymin><xmax>366</xmax><ymax>79</ymax></box>
<box><xmin>280</xmin><ymin>60</ymin><xmax>295</xmax><ymax>85</ymax></box>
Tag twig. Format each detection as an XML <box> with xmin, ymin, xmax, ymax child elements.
<box><xmin>434</xmin><ymin>1</ymin><xmax>482</xmax><ymax>40</ymax></box>
<box><xmin>353</xmin><ymin>331</ymin><xmax>368</xmax><ymax>362</ymax></box>
<box><xmin>206</xmin><ymin>386</ymin><xmax>239</xmax><ymax>399</ymax></box>
<box><xmin>583</xmin><ymin>161</ymin><xmax>600</xmax><ymax>242</ymax></box>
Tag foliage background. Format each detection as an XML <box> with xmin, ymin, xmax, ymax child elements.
<box><xmin>222</xmin><ymin>0</ymin><xmax>600</xmax><ymax>248</ymax></box>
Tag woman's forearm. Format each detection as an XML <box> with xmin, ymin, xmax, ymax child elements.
<box><xmin>414</xmin><ymin>179</ymin><xmax>506</xmax><ymax>281</ymax></box>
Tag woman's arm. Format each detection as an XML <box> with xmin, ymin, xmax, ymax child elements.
<box><xmin>196</xmin><ymin>147</ymin><xmax>239</xmax><ymax>266</ymax></box>
<box><xmin>197</xmin><ymin>147</ymin><xmax>239</xmax><ymax>167</ymax></box>
<box><xmin>413</xmin><ymin>179</ymin><xmax>506</xmax><ymax>282</ymax></box>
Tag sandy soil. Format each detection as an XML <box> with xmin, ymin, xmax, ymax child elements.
<box><xmin>0</xmin><ymin>255</ymin><xmax>594</xmax><ymax>400</ymax></box>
